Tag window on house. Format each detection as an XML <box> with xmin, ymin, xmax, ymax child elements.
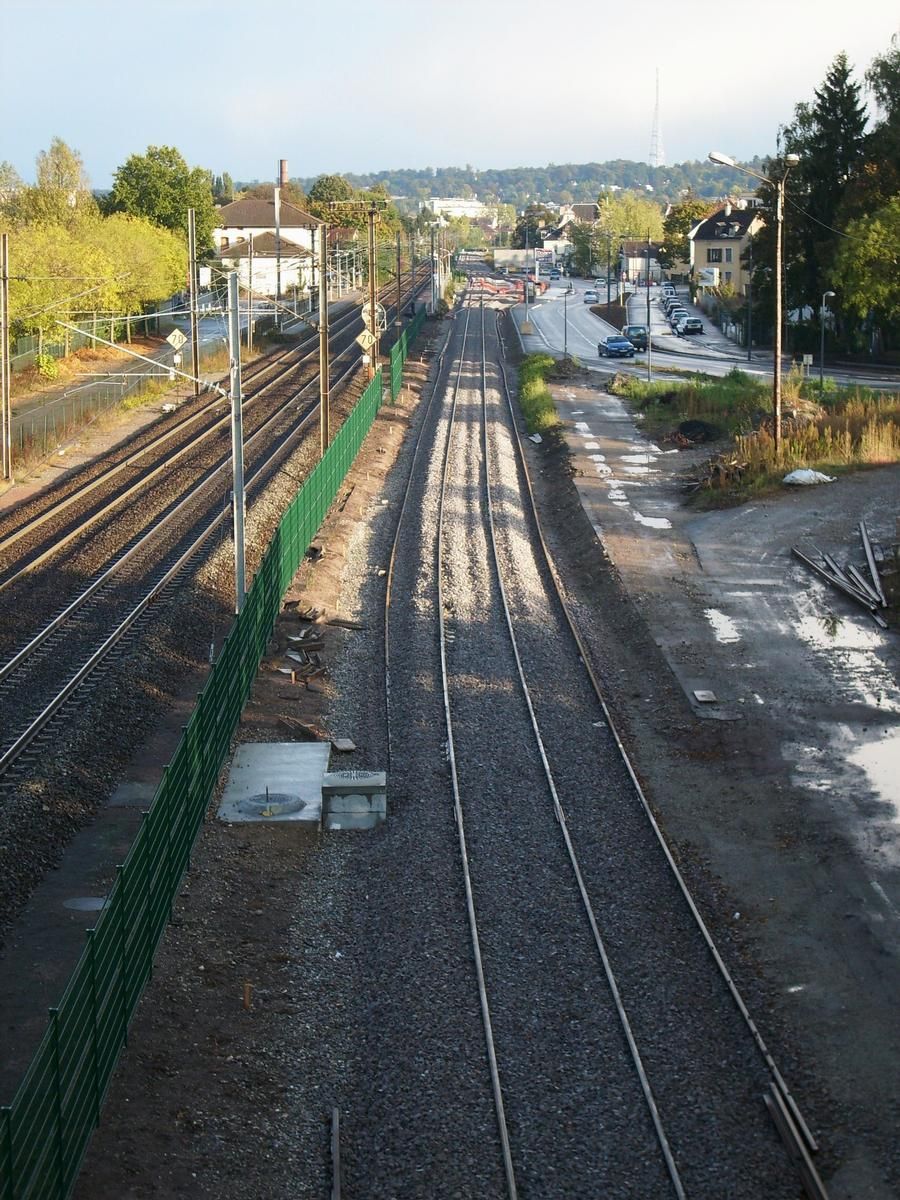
<box><xmin>725</xmin><ymin>247</ymin><xmax>733</xmax><ymax>263</ymax></box>
<box><xmin>724</xmin><ymin>270</ymin><xmax>732</xmax><ymax>283</ymax></box>
<box><xmin>707</xmin><ymin>248</ymin><xmax>723</xmax><ymax>263</ymax></box>
<box><xmin>220</xmin><ymin>236</ymin><xmax>229</xmax><ymax>249</ymax></box>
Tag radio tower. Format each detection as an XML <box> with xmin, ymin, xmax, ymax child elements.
<box><xmin>649</xmin><ymin>68</ymin><xmax>665</xmax><ymax>167</ymax></box>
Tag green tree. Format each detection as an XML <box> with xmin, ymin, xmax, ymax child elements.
<box><xmin>660</xmin><ymin>194</ymin><xmax>712</xmax><ymax>268</ymax></box>
<box><xmin>832</xmin><ymin>196</ymin><xmax>900</xmax><ymax>345</ymax></box>
<box><xmin>845</xmin><ymin>33</ymin><xmax>900</xmax><ymax>214</ymax></box>
<box><xmin>512</xmin><ymin>204</ymin><xmax>556</xmax><ymax>248</ymax></box>
<box><xmin>108</xmin><ymin>146</ymin><xmax>216</xmax><ymax>250</ymax></box>
<box><xmin>81</xmin><ymin>213</ymin><xmax>187</xmax><ymax>316</ymax></box>
<box><xmin>36</xmin><ymin>137</ymin><xmax>89</xmax><ymax>195</ymax></box>
<box><xmin>598</xmin><ymin>192</ymin><xmax>664</xmax><ymax>241</ymax></box>
<box><xmin>7</xmin><ymin>222</ymin><xmax>117</xmax><ymax>338</ymax></box>
<box><xmin>782</xmin><ymin>52</ymin><xmax>868</xmax><ymax>302</ymax></box>
<box><xmin>307</xmin><ymin>173</ymin><xmax>354</xmax><ymax>220</ymax></box>
<box><xmin>0</xmin><ymin>161</ymin><xmax>23</xmax><ymax>202</ymax></box>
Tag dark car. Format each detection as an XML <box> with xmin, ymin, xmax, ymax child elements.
<box><xmin>598</xmin><ymin>336</ymin><xmax>635</xmax><ymax>358</ymax></box>
<box><xmin>621</xmin><ymin>324</ymin><xmax>648</xmax><ymax>350</ymax></box>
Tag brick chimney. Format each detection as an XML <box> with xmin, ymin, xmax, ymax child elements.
<box><xmin>278</xmin><ymin>159</ymin><xmax>289</xmax><ymax>188</ymax></box>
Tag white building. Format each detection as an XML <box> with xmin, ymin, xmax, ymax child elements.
<box><xmin>425</xmin><ymin>196</ymin><xmax>491</xmax><ymax>220</ymax></box>
<box><xmin>212</xmin><ymin>194</ymin><xmax>320</xmax><ymax>297</ymax></box>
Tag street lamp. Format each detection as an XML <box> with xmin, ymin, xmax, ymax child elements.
<box><xmin>820</xmin><ymin>290</ymin><xmax>835</xmax><ymax>396</ymax></box>
<box><xmin>709</xmin><ymin>149</ymin><xmax>799</xmax><ymax>458</ymax></box>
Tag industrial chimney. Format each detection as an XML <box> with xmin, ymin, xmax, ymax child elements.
<box><xmin>278</xmin><ymin>159</ymin><xmax>289</xmax><ymax>188</ymax></box>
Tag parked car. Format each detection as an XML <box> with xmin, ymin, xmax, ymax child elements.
<box><xmin>663</xmin><ymin>296</ymin><xmax>682</xmax><ymax>313</ymax></box>
<box><xmin>583</xmin><ymin>289</ymin><xmax>599</xmax><ymax>303</ymax></box>
<box><xmin>550</xmin><ymin>269</ymin><xmax>560</xmax><ymax>280</ymax></box>
<box><xmin>598</xmin><ymin>335</ymin><xmax>635</xmax><ymax>358</ymax></box>
<box><xmin>668</xmin><ymin>308</ymin><xmax>689</xmax><ymax>329</ymax></box>
<box><xmin>676</xmin><ymin>316</ymin><xmax>704</xmax><ymax>335</ymax></box>
<box><xmin>621</xmin><ymin>324</ymin><xmax>648</xmax><ymax>350</ymax></box>
<box><xmin>661</xmin><ymin>283</ymin><xmax>676</xmax><ymax>296</ymax></box>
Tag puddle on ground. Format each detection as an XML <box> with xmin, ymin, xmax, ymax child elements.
<box><xmin>704</xmin><ymin>608</ymin><xmax>741</xmax><ymax>644</ymax></box>
<box><xmin>589</xmin><ymin>452</ymin><xmax>606</xmax><ymax>462</ymax></box>
<box><xmin>848</xmin><ymin>729</ymin><xmax>900</xmax><ymax>818</ymax></box>
<box><xmin>633</xmin><ymin>512</ymin><xmax>672</xmax><ymax>529</ymax></box>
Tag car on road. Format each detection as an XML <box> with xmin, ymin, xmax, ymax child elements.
<box><xmin>621</xmin><ymin>324</ymin><xmax>648</xmax><ymax>350</ymax></box>
<box><xmin>583</xmin><ymin>289</ymin><xmax>599</xmax><ymax>304</ymax></box>
<box><xmin>675</xmin><ymin>316</ymin><xmax>704</xmax><ymax>335</ymax></box>
<box><xmin>550</xmin><ymin>269</ymin><xmax>560</xmax><ymax>280</ymax></box>
<box><xmin>668</xmin><ymin>308</ymin><xmax>689</xmax><ymax>329</ymax></box>
<box><xmin>598</xmin><ymin>335</ymin><xmax>635</xmax><ymax>358</ymax></box>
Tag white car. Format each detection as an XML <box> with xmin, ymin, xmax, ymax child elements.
<box><xmin>583</xmin><ymin>289</ymin><xmax>599</xmax><ymax>304</ymax></box>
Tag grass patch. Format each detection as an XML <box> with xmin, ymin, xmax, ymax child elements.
<box><xmin>517</xmin><ymin>352</ymin><xmax>560</xmax><ymax>434</ymax></box>
<box><xmin>611</xmin><ymin>366</ymin><xmax>900</xmax><ymax>504</ymax></box>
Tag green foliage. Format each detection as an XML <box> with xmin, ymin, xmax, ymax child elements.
<box><xmin>307</xmin><ymin>173</ymin><xmax>354</xmax><ymax>219</ymax></box>
<box><xmin>512</xmin><ymin>204</ymin><xmax>556</xmax><ymax>248</ymax></box>
<box><xmin>2</xmin><ymin>138</ymin><xmax>95</xmax><ymax>229</ymax></box>
<box><xmin>271</xmin><ymin>159</ymin><xmax>762</xmax><ymax>208</ymax></box>
<box><xmin>517</xmin><ymin>353</ymin><xmax>559</xmax><ymax>433</ymax></box>
<box><xmin>108</xmin><ymin>145</ymin><xmax>216</xmax><ymax>250</ymax></box>
<box><xmin>661</xmin><ymin>194</ymin><xmax>712</xmax><ymax>267</ymax></box>
<box><xmin>598</xmin><ymin>192</ymin><xmax>665</xmax><ymax>242</ymax></box>
<box><xmin>34</xmin><ymin>352</ymin><xmax>59</xmax><ymax>380</ymax></box>
<box><xmin>833</xmin><ymin>196</ymin><xmax>900</xmax><ymax>326</ymax></box>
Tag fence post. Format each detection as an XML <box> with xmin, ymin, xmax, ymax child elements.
<box><xmin>116</xmin><ymin>866</ymin><xmax>128</xmax><ymax>1044</ymax></box>
<box><xmin>142</xmin><ymin>812</ymin><xmax>153</xmax><ymax>978</ymax></box>
<box><xmin>50</xmin><ymin>1008</ymin><xmax>65</xmax><ymax>1195</ymax></box>
<box><xmin>2</xmin><ymin>1106</ymin><xmax>12</xmax><ymax>1200</ymax></box>
<box><xmin>87</xmin><ymin>928</ymin><xmax>102</xmax><ymax>1124</ymax></box>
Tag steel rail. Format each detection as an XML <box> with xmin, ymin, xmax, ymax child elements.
<box><xmin>476</xmin><ymin>296</ymin><xmax>687</xmax><ymax>1198</ymax></box>
<box><xmin>0</xmin><ymin>345</ymin><xmax>368</xmax><ymax>781</ymax></box>
<box><xmin>493</xmin><ymin>306</ymin><xmax>822</xmax><ymax>1161</ymax></box>
<box><xmin>0</xmin><ymin>271</ymin><xmax>429</xmax><ymax>586</ymax></box>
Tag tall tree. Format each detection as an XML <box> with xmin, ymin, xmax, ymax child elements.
<box><xmin>660</xmin><ymin>194</ymin><xmax>713</xmax><ymax>268</ymax></box>
<box><xmin>108</xmin><ymin>146</ymin><xmax>216</xmax><ymax>250</ymax></box>
<box><xmin>833</xmin><ymin>196</ymin><xmax>900</xmax><ymax>350</ymax></box>
<box><xmin>512</xmin><ymin>204</ymin><xmax>556</xmax><ymax>249</ymax></box>
<box><xmin>36</xmin><ymin>137</ymin><xmax>90</xmax><ymax>196</ymax></box>
<box><xmin>306</xmin><ymin>174</ymin><xmax>354</xmax><ymax>220</ymax></box>
<box><xmin>0</xmin><ymin>161</ymin><xmax>23</xmax><ymax>202</ymax></box>
<box><xmin>782</xmin><ymin>52</ymin><xmax>868</xmax><ymax>301</ymax></box>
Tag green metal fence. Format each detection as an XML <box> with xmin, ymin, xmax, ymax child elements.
<box><xmin>389</xmin><ymin>306</ymin><xmax>426</xmax><ymax>401</ymax></box>
<box><xmin>0</xmin><ymin>357</ymin><xmax>409</xmax><ymax>1200</ymax></box>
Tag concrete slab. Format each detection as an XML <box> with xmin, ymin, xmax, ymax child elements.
<box><xmin>218</xmin><ymin>742</ymin><xmax>331</xmax><ymax>824</ymax></box>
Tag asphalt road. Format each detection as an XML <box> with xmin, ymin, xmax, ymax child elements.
<box><xmin>514</xmin><ymin>275</ymin><xmax>900</xmax><ymax>390</ymax></box>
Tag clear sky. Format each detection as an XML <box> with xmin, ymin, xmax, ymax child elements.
<box><xmin>2</xmin><ymin>0</ymin><xmax>898</xmax><ymax>187</ymax></box>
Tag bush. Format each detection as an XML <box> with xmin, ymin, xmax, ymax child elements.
<box><xmin>35</xmin><ymin>352</ymin><xmax>60</xmax><ymax>380</ymax></box>
<box><xmin>517</xmin><ymin>353</ymin><xmax>559</xmax><ymax>434</ymax></box>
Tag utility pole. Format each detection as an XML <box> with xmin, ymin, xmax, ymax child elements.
<box><xmin>187</xmin><ymin>208</ymin><xmax>200</xmax><ymax>397</ymax></box>
<box><xmin>274</xmin><ymin>184</ymin><xmax>282</xmax><ymax>325</ymax></box>
<box><xmin>247</xmin><ymin>233</ymin><xmax>254</xmax><ymax>353</ymax></box>
<box><xmin>646</xmin><ymin>233</ymin><xmax>653</xmax><ymax>383</ymax></box>
<box><xmin>746</xmin><ymin>234</ymin><xmax>753</xmax><ymax>362</ymax></box>
<box><xmin>319</xmin><ymin>223</ymin><xmax>330</xmax><ymax>456</ymax></box>
<box><xmin>410</xmin><ymin>233</ymin><xmax>416</xmax><ymax>303</ymax></box>
<box><xmin>227</xmin><ymin>271</ymin><xmax>246</xmax><ymax>614</ymax></box>
<box><xmin>1</xmin><ymin>233</ymin><xmax>10</xmax><ymax>480</ymax></box>
<box><xmin>434</xmin><ymin>223</ymin><xmax>441</xmax><ymax>312</ymax></box>
<box><xmin>395</xmin><ymin>231</ymin><xmax>403</xmax><ymax>330</ymax></box>
<box><xmin>368</xmin><ymin>205</ymin><xmax>378</xmax><ymax>376</ymax></box>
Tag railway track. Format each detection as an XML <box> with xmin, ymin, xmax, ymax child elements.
<box><xmin>0</xmin><ymin>268</ymin><xmax>430</xmax><ymax>591</ymax></box>
<box><xmin>0</xmin><ymin>272</ymin><xmax>429</xmax><ymax>791</ymax></box>
<box><xmin>381</xmin><ymin>289</ymin><xmax>826</xmax><ymax>1197</ymax></box>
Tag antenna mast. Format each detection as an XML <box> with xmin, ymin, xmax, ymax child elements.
<box><xmin>649</xmin><ymin>68</ymin><xmax>665</xmax><ymax>168</ymax></box>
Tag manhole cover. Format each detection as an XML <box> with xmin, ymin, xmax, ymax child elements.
<box><xmin>239</xmin><ymin>792</ymin><xmax>306</xmax><ymax>818</ymax></box>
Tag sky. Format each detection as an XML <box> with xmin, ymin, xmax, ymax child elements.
<box><xmin>2</xmin><ymin>0</ymin><xmax>898</xmax><ymax>188</ymax></box>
